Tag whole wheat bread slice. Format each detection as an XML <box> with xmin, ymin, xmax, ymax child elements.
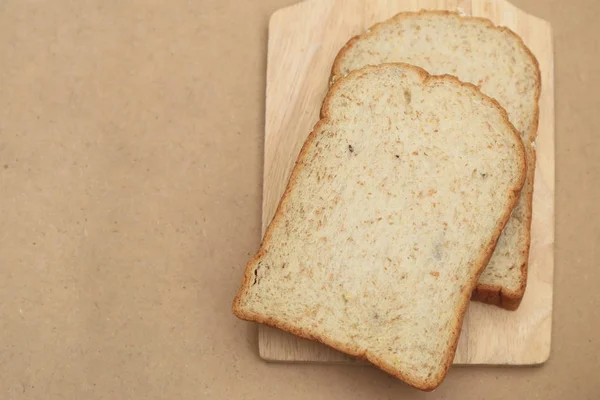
<box><xmin>233</xmin><ymin>64</ymin><xmax>526</xmax><ymax>390</ymax></box>
<box><xmin>331</xmin><ymin>11</ymin><xmax>540</xmax><ymax>310</ymax></box>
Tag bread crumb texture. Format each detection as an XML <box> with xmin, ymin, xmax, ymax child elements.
<box><xmin>234</xmin><ymin>64</ymin><xmax>525</xmax><ymax>390</ymax></box>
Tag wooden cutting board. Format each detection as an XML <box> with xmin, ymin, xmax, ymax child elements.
<box><xmin>259</xmin><ymin>0</ymin><xmax>554</xmax><ymax>365</ymax></box>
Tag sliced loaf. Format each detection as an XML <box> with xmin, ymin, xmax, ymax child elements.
<box><xmin>233</xmin><ymin>64</ymin><xmax>526</xmax><ymax>390</ymax></box>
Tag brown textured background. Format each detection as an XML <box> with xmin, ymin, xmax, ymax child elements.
<box><xmin>0</xmin><ymin>0</ymin><xmax>597</xmax><ymax>398</ymax></box>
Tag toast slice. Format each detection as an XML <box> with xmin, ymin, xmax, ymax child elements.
<box><xmin>233</xmin><ymin>64</ymin><xmax>526</xmax><ymax>390</ymax></box>
<box><xmin>331</xmin><ymin>11</ymin><xmax>541</xmax><ymax>310</ymax></box>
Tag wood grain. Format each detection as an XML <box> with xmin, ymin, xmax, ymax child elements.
<box><xmin>259</xmin><ymin>0</ymin><xmax>554</xmax><ymax>365</ymax></box>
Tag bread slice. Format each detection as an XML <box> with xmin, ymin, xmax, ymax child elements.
<box><xmin>331</xmin><ymin>11</ymin><xmax>540</xmax><ymax>310</ymax></box>
<box><xmin>233</xmin><ymin>64</ymin><xmax>526</xmax><ymax>390</ymax></box>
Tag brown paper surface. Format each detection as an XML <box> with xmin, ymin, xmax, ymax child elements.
<box><xmin>0</xmin><ymin>0</ymin><xmax>598</xmax><ymax>398</ymax></box>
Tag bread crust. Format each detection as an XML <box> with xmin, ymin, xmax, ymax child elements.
<box><xmin>233</xmin><ymin>63</ymin><xmax>526</xmax><ymax>390</ymax></box>
<box><xmin>330</xmin><ymin>10</ymin><xmax>541</xmax><ymax>310</ymax></box>
<box><xmin>471</xmin><ymin>145</ymin><xmax>536</xmax><ymax>310</ymax></box>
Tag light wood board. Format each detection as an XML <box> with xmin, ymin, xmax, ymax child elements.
<box><xmin>259</xmin><ymin>0</ymin><xmax>554</xmax><ymax>365</ymax></box>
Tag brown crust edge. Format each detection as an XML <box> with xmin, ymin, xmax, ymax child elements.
<box><xmin>330</xmin><ymin>9</ymin><xmax>542</xmax><ymax>310</ymax></box>
<box><xmin>471</xmin><ymin>144</ymin><xmax>536</xmax><ymax>310</ymax></box>
<box><xmin>232</xmin><ymin>63</ymin><xmax>527</xmax><ymax>391</ymax></box>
